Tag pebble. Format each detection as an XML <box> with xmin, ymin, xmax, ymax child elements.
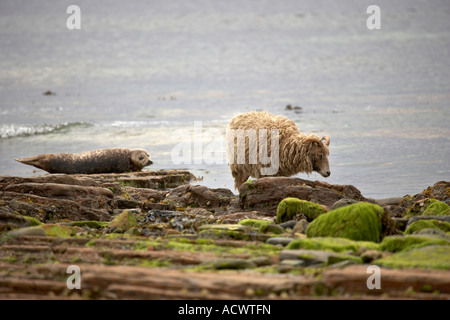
<box><xmin>266</xmin><ymin>237</ymin><xmax>294</xmax><ymax>246</ymax></box>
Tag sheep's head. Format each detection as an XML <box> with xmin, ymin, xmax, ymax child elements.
<box><xmin>306</xmin><ymin>135</ymin><xmax>331</xmax><ymax>178</ymax></box>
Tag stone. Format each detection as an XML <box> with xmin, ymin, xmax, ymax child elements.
<box><xmin>239</xmin><ymin>177</ymin><xmax>367</xmax><ymax>214</ymax></box>
<box><xmin>375</xmin><ymin>197</ymin><xmax>403</xmax><ymax>206</ymax></box>
<box><xmin>331</xmin><ymin>198</ymin><xmax>358</xmax><ymax>210</ymax></box>
<box><xmin>306</xmin><ymin>202</ymin><xmax>392</xmax><ymax>242</ymax></box>
<box><xmin>165</xmin><ymin>184</ymin><xmax>236</xmax><ymax>211</ymax></box>
<box><xmin>279</xmin><ymin>249</ymin><xmax>362</xmax><ymax>267</ymax></box>
<box><xmin>292</xmin><ymin>219</ymin><xmax>309</xmax><ymax>234</ymax></box>
<box><xmin>400</xmin><ymin>181</ymin><xmax>450</xmax><ymax>216</ymax></box>
<box><xmin>278</xmin><ymin>220</ymin><xmax>297</xmax><ymax>229</ymax></box>
<box><xmin>248</xmin><ymin>256</ymin><xmax>273</xmax><ymax>267</ymax></box>
<box><xmin>266</xmin><ymin>237</ymin><xmax>294</xmax><ymax>246</ymax></box>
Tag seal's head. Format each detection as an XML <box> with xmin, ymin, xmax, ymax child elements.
<box><xmin>131</xmin><ymin>149</ymin><xmax>153</xmax><ymax>170</ymax></box>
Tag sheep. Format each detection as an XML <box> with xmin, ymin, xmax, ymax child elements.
<box><xmin>226</xmin><ymin>111</ymin><xmax>330</xmax><ymax>189</ymax></box>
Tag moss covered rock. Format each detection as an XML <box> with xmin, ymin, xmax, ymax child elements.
<box><xmin>422</xmin><ymin>200</ymin><xmax>449</xmax><ymax>216</ymax></box>
<box><xmin>286</xmin><ymin>237</ymin><xmax>379</xmax><ymax>253</ymax></box>
<box><xmin>71</xmin><ymin>221</ymin><xmax>110</xmax><ymax>229</ymax></box>
<box><xmin>238</xmin><ymin>219</ymin><xmax>283</xmax><ymax>234</ymax></box>
<box><xmin>306</xmin><ymin>202</ymin><xmax>388</xmax><ymax>242</ymax></box>
<box><xmin>374</xmin><ymin>245</ymin><xmax>450</xmax><ymax>270</ymax></box>
<box><xmin>107</xmin><ymin>210</ymin><xmax>138</xmax><ymax>233</ymax></box>
<box><xmin>276</xmin><ymin>198</ymin><xmax>326</xmax><ymax>223</ymax></box>
<box><xmin>405</xmin><ymin>219</ymin><xmax>450</xmax><ymax>235</ymax></box>
<box><xmin>41</xmin><ymin>224</ymin><xmax>76</xmax><ymax>237</ymax></box>
<box><xmin>379</xmin><ymin>235</ymin><xmax>450</xmax><ymax>252</ymax></box>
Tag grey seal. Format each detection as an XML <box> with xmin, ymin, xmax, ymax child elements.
<box><xmin>15</xmin><ymin>148</ymin><xmax>153</xmax><ymax>174</ymax></box>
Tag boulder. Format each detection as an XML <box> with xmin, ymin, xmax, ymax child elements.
<box><xmin>306</xmin><ymin>202</ymin><xmax>393</xmax><ymax>242</ymax></box>
<box><xmin>239</xmin><ymin>177</ymin><xmax>367</xmax><ymax>214</ymax></box>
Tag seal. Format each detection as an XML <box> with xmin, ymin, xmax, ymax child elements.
<box><xmin>15</xmin><ymin>148</ymin><xmax>153</xmax><ymax>174</ymax></box>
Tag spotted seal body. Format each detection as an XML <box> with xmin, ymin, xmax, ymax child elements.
<box><xmin>15</xmin><ymin>148</ymin><xmax>153</xmax><ymax>174</ymax></box>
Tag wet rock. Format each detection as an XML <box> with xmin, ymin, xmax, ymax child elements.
<box><xmin>331</xmin><ymin>198</ymin><xmax>358</xmax><ymax>210</ymax></box>
<box><xmin>239</xmin><ymin>177</ymin><xmax>367</xmax><ymax>214</ymax></box>
<box><xmin>1</xmin><ymin>192</ymin><xmax>111</xmax><ymax>222</ymax></box>
<box><xmin>279</xmin><ymin>249</ymin><xmax>362</xmax><ymax>267</ymax></box>
<box><xmin>4</xmin><ymin>182</ymin><xmax>114</xmax><ymax>210</ymax></box>
<box><xmin>165</xmin><ymin>184</ymin><xmax>236</xmax><ymax>211</ymax></box>
<box><xmin>375</xmin><ymin>197</ymin><xmax>403</xmax><ymax>206</ymax></box>
<box><xmin>266</xmin><ymin>237</ymin><xmax>294</xmax><ymax>246</ymax></box>
<box><xmin>400</xmin><ymin>181</ymin><xmax>450</xmax><ymax>215</ymax></box>
<box><xmin>292</xmin><ymin>219</ymin><xmax>309</xmax><ymax>235</ymax></box>
<box><xmin>0</xmin><ymin>211</ymin><xmax>31</xmax><ymax>232</ymax></box>
<box><xmin>278</xmin><ymin>220</ymin><xmax>297</xmax><ymax>229</ymax></box>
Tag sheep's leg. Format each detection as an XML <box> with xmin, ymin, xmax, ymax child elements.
<box><xmin>232</xmin><ymin>171</ymin><xmax>249</xmax><ymax>190</ymax></box>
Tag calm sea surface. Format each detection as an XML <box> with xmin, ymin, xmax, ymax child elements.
<box><xmin>1</xmin><ymin>0</ymin><xmax>449</xmax><ymax>198</ymax></box>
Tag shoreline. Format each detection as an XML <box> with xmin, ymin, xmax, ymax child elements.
<box><xmin>0</xmin><ymin>170</ymin><xmax>449</xmax><ymax>299</ymax></box>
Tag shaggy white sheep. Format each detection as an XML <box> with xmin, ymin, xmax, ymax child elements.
<box><xmin>227</xmin><ymin>111</ymin><xmax>330</xmax><ymax>189</ymax></box>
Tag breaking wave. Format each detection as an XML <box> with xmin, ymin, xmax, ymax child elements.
<box><xmin>0</xmin><ymin>122</ymin><xmax>93</xmax><ymax>139</ymax></box>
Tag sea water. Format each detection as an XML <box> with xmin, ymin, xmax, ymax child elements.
<box><xmin>1</xmin><ymin>0</ymin><xmax>449</xmax><ymax>198</ymax></box>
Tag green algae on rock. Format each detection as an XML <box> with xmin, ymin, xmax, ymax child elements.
<box><xmin>306</xmin><ymin>202</ymin><xmax>388</xmax><ymax>242</ymax></box>
<box><xmin>374</xmin><ymin>245</ymin><xmax>450</xmax><ymax>270</ymax></box>
<box><xmin>71</xmin><ymin>221</ymin><xmax>110</xmax><ymax>229</ymax></box>
<box><xmin>422</xmin><ymin>200</ymin><xmax>450</xmax><ymax>216</ymax></box>
<box><xmin>107</xmin><ymin>210</ymin><xmax>138</xmax><ymax>233</ymax></box>
<box><xmin>286</xmin><ymin>237</ymin><xmax>379</xmax><ymax>253</ymax></box>
<box><xmin>379</xmin><ymin>234</ymin><xmax>450</xmax><ymax>252</ymax></box>
<box><xmin>405</xmin><ymin>219</ymin><xmax>450</xmax><ymax>235</ymax></box>
<box><xmin>238</xmin><ymin>219</ymin><xmax>283</xmax><ymax>234</ymax></box>
<box><xmin>276</xmin><ymin>198</ymin><xmax>326</xmax><ymax>223</ymax></box>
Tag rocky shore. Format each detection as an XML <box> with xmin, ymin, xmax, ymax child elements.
<box><xmin>0</xmin><ymin>170</ymin><xmax>449</xmax><ymax>299</ymax></box>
